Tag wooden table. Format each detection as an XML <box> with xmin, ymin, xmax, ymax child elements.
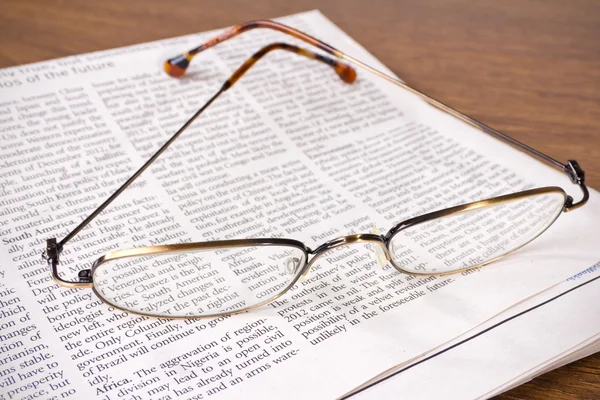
<box><xmin>1</xmin><ymin>0</ymin><xmax>598</xmax><ymax>398</ymax></box>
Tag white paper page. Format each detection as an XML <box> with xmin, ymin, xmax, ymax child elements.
<box><xmin>1</xmin><ymin>10</ymin><xmax>600</xmax><ymax>400</ymax></box>
<box><xmin>352</xmin><ymin>263</ymin><xmax>600</xmax><ymax>399</ymax></box>
<box><xmin>530</xmin><ymin>337</ymin><xmax>600</xmax><ymax>378</ymax></box>
<box><xmin>348</xmin><ymin>263</ymin><xmax>600</xmax><ymax>395</ymax></box>
<box><xmin>486</xmin><ymin>335</ymin><xmax>600</xmax><ymax>398</ymax></box>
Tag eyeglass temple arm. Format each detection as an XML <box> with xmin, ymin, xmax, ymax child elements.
<box><xmin>165</xmin><ymin>20</ymin><xmax>343</xmax><ymax>77</ymax></box>
<box><xmin>166</xmin><ymin>20</ymin><xmax>588</xmax><ymax>211</ymax></box>
<box><xmin>219</xmin><ymin>42</ymin><xmax>356</xmax><ymax>88</ymax></box>
<box><xmin>45</xmin><ymin>42</ymin><xmax>355</xmax><ymax>274</ymax></box>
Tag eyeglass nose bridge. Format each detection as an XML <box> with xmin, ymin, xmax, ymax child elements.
<box><xmin>303</xmin><ymin>233</ymin><xmax>391</xmax><ymax>276</ymax></box>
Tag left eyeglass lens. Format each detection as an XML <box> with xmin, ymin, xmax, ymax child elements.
<box><xmin>92</xmin><ymin>245</ymin><xmax>307</xmax><ymax>317</ymax></box>
<box><xmin>387</xmin><ymin>191</ymin><xmax>566</xmax><ymax>274</ymax></box>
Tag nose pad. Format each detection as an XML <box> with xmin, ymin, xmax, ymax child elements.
<box><xmin>370</xmin><ymin>227</ymin><xmax>389</xmax><ymax>267</ymax></box>
<box><xmin>284</xmin><ymin>257</ymin><xmax>302</xmax><ymax>277</ymax></box>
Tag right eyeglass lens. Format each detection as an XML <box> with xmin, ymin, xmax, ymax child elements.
<box><xmin>92</xmin><ymin>244</ymin><xmax>306</xmax><ymax>318</ymax></box>
<box><xmin>387</xmin><ymin>191</ymin><xmax>566</xmax><ymax>274</ymax></box>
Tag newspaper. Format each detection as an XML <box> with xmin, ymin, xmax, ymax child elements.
<box><xmin>1</xmin><ymin>10</ymin><xmax>599</xmax><ymax>400</ymax></box>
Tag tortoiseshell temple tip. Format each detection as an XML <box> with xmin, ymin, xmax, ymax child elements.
<box><xmin>164</xmin><ymin>54</ymin><xmax>190</xmax><ymax>78</ymax></box>
<box><xmin>336</xmin><ymin>64</ymin><xmax>357</xmax><ymax>84</ymax></box>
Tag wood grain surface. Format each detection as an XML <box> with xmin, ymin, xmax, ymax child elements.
<box><xmin>1</xmin><ymin>0</ymin><xmax>598</xmax><ymax>398</ymax></box>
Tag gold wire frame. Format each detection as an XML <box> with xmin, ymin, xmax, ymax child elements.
<box><xmin>70</xmin><ymin>187</ymin><xmax>566</xmax><ymax>319</ymax></box>
<box><xmin>385</xmin><ymin>186</ymin><xmax>567</xmax><ymax>276</ymax></box>
<box><xmin>90</xmin><ymin>240</ymin><xmax>310</xmax><ymax>320</ymax></box>
<box><xmin>44</xmin><ymin>19</ymin><xmax>588</xmax><ymax>320</ymax></box>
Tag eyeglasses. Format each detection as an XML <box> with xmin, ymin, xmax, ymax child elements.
<box><xmin>44</xmin><ymin>20</ymin><xmax>589</xmax><ymax>319</ymax></box>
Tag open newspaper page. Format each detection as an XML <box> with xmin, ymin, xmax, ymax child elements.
<box><xmin>353</xmin><ymin>263</ymin><xmax>600</xmax><ymax>399</ymax></box>
<box><xmin>1</xmin><ymin>10</ymin><xmax>599</xmax><ymax>400</ymax></box>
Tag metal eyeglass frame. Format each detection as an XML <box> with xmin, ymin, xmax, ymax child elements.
<box><xmin>44</xmin><ymin>20</ymin><xmax>588</xmax><ymax>318</ymax></box>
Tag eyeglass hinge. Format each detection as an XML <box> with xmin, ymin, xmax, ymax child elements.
<box><xmin>565</xmin><ymin>160</ymin><xmax>585</xmax><ymax>185</ymax></box>
<box><xmin>564</xmin><ymin>195</ymin><xmax>574</xmax><ymax>210</ymax></box>
<box><xmin>43</xmin><ymin>238</ymin><xmax>62</xmax><ymax>264</ymax></box>
<box><xmin>562</xmin><ymin>160</ymin><xmax>589</xmax><ymax>212</ymax></box>
<box><xmin>78</xmin><ymin>269</ymin><xmax>92</xmax><ymax>283</ymax></box>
